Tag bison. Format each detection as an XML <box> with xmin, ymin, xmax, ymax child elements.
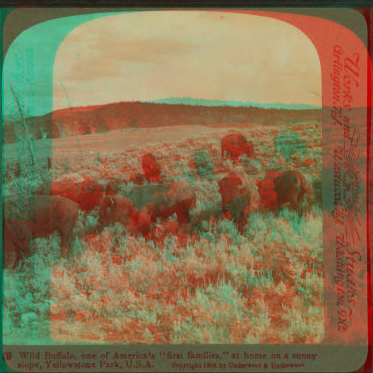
<box><xmin>97</xmin><ymin>194</ymin><xmax>151</xmax><ymax>236</ymax></box>
<box><xmin>4</xmin><ymin>195</ymin><xmax>79</xmax><ymax>269</ymax></box>
<box><xmin>273</xmin><ymin>170</ymin><xmax>312</xmax><ymax>214</ymax></box>
<box><xmin>36</xmin><ymin>175</ymin><xmax>115</xmax><ymax>212</ymax></box>
<box><xmin>221</xmin><ymin>133</ymin><xmax>255</xmax><ymax>162</ymax></box>
<box><xmin>105</xmin><ymin>180</ymin><xmax>119</xmax><ymax>194</ymax></box>
<box><xmin>218</xmin><ymin>172</ymin><xmax>251</xmax><ymax>233</ymax></box>
<box><xmin>150</xmin><ymin>181</ymin><xmax>196</xmax><ymax>225</ymax></box>
<box><xmin>142</xmin><ymin>153</ymin><xmax>162</xmax><ymax>183</ymax></box>
<box><xmin>126</xmin><ymin>181</ymin><xmax>196</xmax><ymax>226</ymax></box>
<box><xmin>126</xmin><ymin>184</ymin><xmax>160</xmax><ymax>210</ymax></box>
<box><xmin>98</xmin><ymin>194</ymin><xmax>134</xmax><ymax>230</ymax></box>
<box><xmin>74</xmin><ymin>178</ymin><xmax>121</xmax><ymax>212</ymax></box>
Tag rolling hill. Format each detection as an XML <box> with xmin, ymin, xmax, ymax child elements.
<box><xmin>3</xmin><ymin>101</ymin><xmax>322</xmax><ymax>144</ymax></box>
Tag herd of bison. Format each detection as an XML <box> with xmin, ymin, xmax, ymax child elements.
<box><xmin>4</xmin><ymin>132</ymin><xmax>317</xmax><ymax>270</ymax></box>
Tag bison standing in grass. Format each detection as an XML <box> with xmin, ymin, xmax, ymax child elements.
<box><xmin>4</xmin><ymin>195</ymin><xmax>79</xmax><ymax>269</ymax></box>
<box><xmin>126</xmin><ymin>180</ymin><xmax>196</xmax><ymax>226</ymax></box>
<box><xmin>97</xmin><ymin>194</ymin><xmax>152</xmax><ymax>236</ymax></box>
<box><xmin>149</xmin><ymin>181</ymin><xmax>196</xmax><ymax>225</ymax></box>
<box><xmin>74</xmin><ymin>177</ymin><xmax>105</xmax><ymax>212</ymax></box>
<box><xmin>218</xmin><ymin>171</ymin><xmax>251</xmax><ymax>233</ymax></box>
<box><xmin>105</xmin><ymin>180</ymin><xmax>119</xmax><ymax>194</ymax></box>
<box><xmin>273</xmin><ymin>170</ymin><xmax>312</xmax><ymax>215</ymax></box>
<box><xmin>221</xmin><ymin>133</ymin><xmax>255</xmax><ymax>162</ymax></box>
<box><xmin>36</xmin><ymin>175</ymin><xmax>117</xmax><ymax>213</ymax></box>
<box><xmin>257</xmin><ymin>169</ymin><xmax>313</xmax><ymax>216</ymax></box>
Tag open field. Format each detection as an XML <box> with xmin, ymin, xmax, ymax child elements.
<box><xmin>3</xmin><ymin>120</ymin><xmax>323</xmax><ymax>344</ymax></box>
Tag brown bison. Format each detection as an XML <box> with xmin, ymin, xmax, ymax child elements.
<box><xmin>36</xmin><ymin>175</ymin><xmax>114</xmax><ymax>212</ymax></box>
<box><xmin>4</xmin><ymin>195</ymin><xmax>79</xmax><ymax>269</ymax></box>
<box><xmin>98</xmin><ymin>194</ymin><xmax>151</xmax><ymax>236</ymax></box>
<box><xmin>149</xmin><ymin>181</ymin><xmax>196</xmax><ymax>225</ymax></box>
<box><xmin>273</xmin><ymin>170</ymin><xmax>313</xmax><ymax>214</ymax></box>
<box><xmin>142</xmin><ymin>153</ymin><xmax>162</xmax><ymax>183</ymax></box>
<box><xmin>126</xmin><ymin>181</ymin><xmax>196</xmax><ymax>226</ymax></box>
<box><xmin>221</xmin><ymin>133</ymin><xmax>255</xmax><ymax>162</ymax></box>
<box><xmin>74</xmin><ymin>190</ymin><xmax>105</xmax><ymax>212</ymax></box>
<box><xmin>75</xmin><ymin>178</ymin><xmax>119</xmax><ymax>212</ymax></box>
<box><xmin>98</xmin><ymin>194</ymin><xmax>134</xmax><ymax>229</ymax></box>
<box><xmin>218</xmin><ymin>172</ymin><xmax>251</xmax><ymax>233</ymax></box>
<box><xmin>105</xmin><ymin>180</ymin><xmax>119</xmax><ymax>194</ymax></box>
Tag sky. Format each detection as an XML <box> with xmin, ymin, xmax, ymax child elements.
<box><xmin>3</xmin><ymin>11</ymin><xmax>322</xmax><ymax>118</ymax></box>
<box><xmin>3</xmin><ymin>12</ymin><xmax>116</xmax><ymax>117</ymax></box>
<box><xmin>53</xmin><ymin>11</ymin><xmax>322</xmax><ymax>111</ymax></box>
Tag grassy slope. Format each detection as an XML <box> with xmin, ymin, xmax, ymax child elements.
<box><xmin>3</xmin><ymin>120</ymin><xmax>323</xmax><ymax>344</ymax></box>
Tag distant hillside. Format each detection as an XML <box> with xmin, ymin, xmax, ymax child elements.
<box><xmin>142</xmin><ymin>97</ymin><xmax>320</xmax><ymax>110</ymax></box>
<box><xmin>3</xmin><ymin>101</ymin><xmax>321</xmax><ymax>144</ymax></box>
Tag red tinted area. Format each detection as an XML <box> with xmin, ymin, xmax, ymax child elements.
<box><xmin>142</xmin><ymin>153</ymin><xmax>161</xmax><ymax>182</ymax></box>
<box><xmin>256</xmin><ymin>170</ymin><xmax>282</xmax><ymax>210</ymax></box>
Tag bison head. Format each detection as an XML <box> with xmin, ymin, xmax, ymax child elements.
<box><xmin>98</xmin><ymin>194</ymin><xmax>134</xmax><ymax>230</ymax></box>
<box><xmin>273</xmin><ymin>170</ymin><xmax>307</xmax><ymax>212</ymax></box>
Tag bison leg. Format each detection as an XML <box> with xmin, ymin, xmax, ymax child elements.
<box><xmin>175</xmin><ymin>199</ymin><xmax>193</xmax><ymax>225</ymax></box>
<box><xmin>6</xmin><ymin>230</ymin><xmax>32</xmax><ymax>270</ymax></box>
<box><xmin>236</xmin><ymin>215</ymin><xmax>248</xmax><ymax>235</ymax></box>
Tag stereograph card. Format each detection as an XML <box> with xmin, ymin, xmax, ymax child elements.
<box><xmin>1</xmin><ymin>6</ymin><xmax>372</xmax><ymax>373</ymax></box>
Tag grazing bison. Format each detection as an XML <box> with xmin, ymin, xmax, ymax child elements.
<box><xmin>221</xmin><ymin>133</ymin><xmax>255</xmax><ymax>162</ymax></box>
<box><xmin>4</xmin><ymin>195</ymin><xmax>79</xmax><ymax>269</ymax></box>
<box><xmin>150</xmin><ymin>181</ymin><xmax>196</xmax><ymax>225</ymax></box>
<box><xmin>105</xmin><ymin>180</ymin><xmax>119</xmax><ymax>194</ymax></box>
<box><xmin>97</xmin><ymin>194</ymin><xmax>151</xmax><ymax>236</ymax></box>
<box><xmin>218</xmin><ymin>172</ymin><xmax>251</xmax><ymax>233</ymax></box>
<box><xmin>273</xmin><ymin>170</ymin><xmax>312</xmax><ymax>214</ymax></box>
<box><xmin>142</xmin><ymin>153</ymin><xmax>162</xmax><ymax>183</ymax></box>
<box><xmin>74</xmin><ymin>178</ymin><xmax>120</xmax><ymax>212</ymax></box>
<box><xmin>194</xmin><ymin>150</ymin><xmax>214</xmax><ymax>179</ymax></box>
<box><xmin>35</xmin><ymin>174</ymin><xmax>87</xmax><ymax>197</ymax></box>
<box><xmin>126</xmin><ymin>181</ymin><xmax>196</xmax><ymax>226</ymax></box>
<box><xmin>98</xmin><ymin>194</ymin><xmax>134</xmax><ymax>230</ymax></box>
<box><xmin>75</xmin><ymin>190</ymin><xmax>104</xmax><ymax>212</ymax></box>
<box><xmin>126</xmin><ymin>184</ymin><xmax>160</xmax><ymax>210</ymax></box>
<box><xmin>37</xmin><ymin>175</ymin><xmax>113</xmax><ymax>212</ymax></box>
